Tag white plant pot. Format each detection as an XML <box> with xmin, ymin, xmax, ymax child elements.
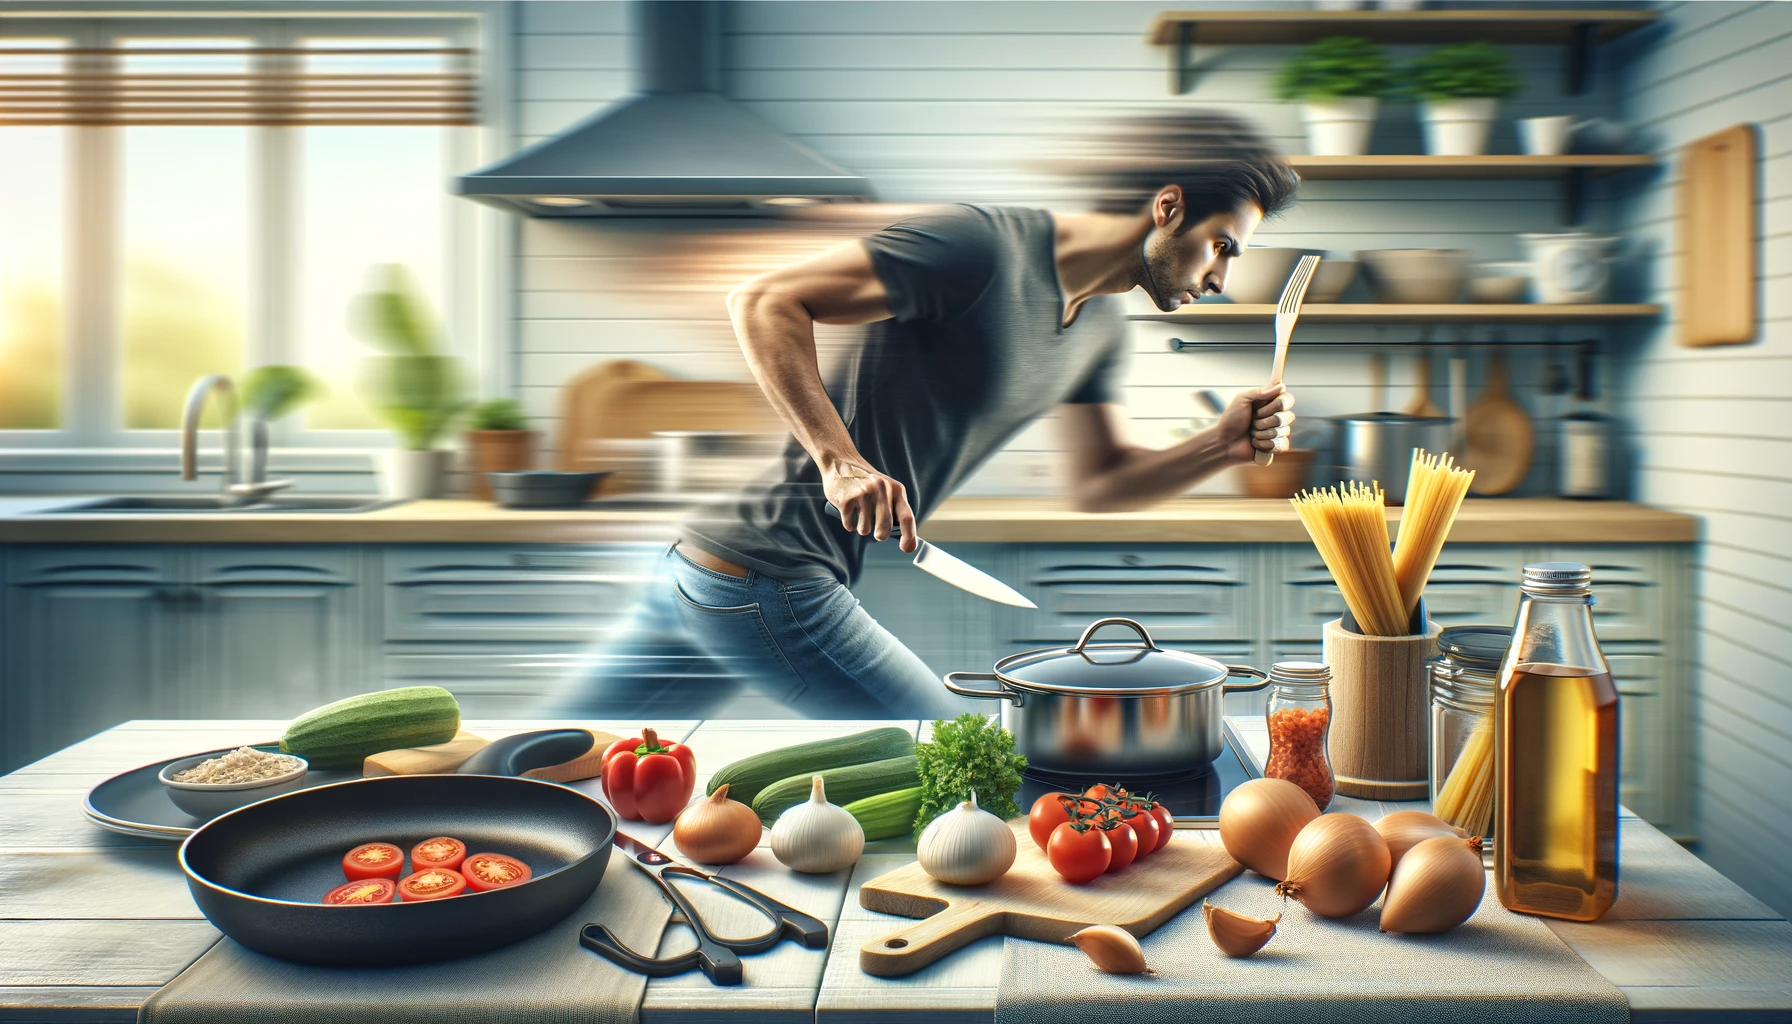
<box><xmin>1301</xmin><ymin>97</ymin><xmax>1379</xmax><ymax>156</ymax></box>
<box><xmin>1420</xmin><ymin>98</ymin><xmax>1499</xmax><ymax>156</ymax></box>
<box><xmin>378</xmin><ymin>448</ymin><xmax>453</xmax><ymax>501</ymax></box>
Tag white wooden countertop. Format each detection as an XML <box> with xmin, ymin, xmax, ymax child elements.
<box><xmin>2</xmin><ymin>719</ymin><xmax>1786</xmax><ymax>1022</ymax></box>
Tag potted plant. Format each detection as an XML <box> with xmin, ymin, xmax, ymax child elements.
<box><xmin>350</xmin><ymin>264</ymin><xmax>470</xmax><ymax>500</ymax></box>
<box><xmin>1405</xmin><ymin>42</ymin><xmax>1521</xmax><ymax>156</ymax></box>
<box><xmin>465</xmin><ymin>398</ymin><xmax>538</xmax><ymax>502</ymax></box>
<box><xmin>1274</xmin><ymin>36</ymin><xmax>1395</xmax><ymax>156</ymax></box>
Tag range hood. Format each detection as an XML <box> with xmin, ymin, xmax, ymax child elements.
<box><xmin>456</xmin><ymin>1</ymin><xmax>873</xmax><ymax>217</ymax></box>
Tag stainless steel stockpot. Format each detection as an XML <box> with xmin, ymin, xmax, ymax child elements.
<box><xmin>942</xmin><ymin>618</ymin><xmax>1267</xmax><ymax>778</ymax></box>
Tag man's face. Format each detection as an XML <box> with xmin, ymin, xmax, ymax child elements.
<box><xmin>1139</xmin><ymin>191</ymin><xmax>1265</xmax><ymax>312</ymax></box>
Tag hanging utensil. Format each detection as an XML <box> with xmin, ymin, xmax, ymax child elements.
<box><xmin>1257</xmin><ymin>254</ymin><xmax>1320</xmax><ymax>467</ymax></box>
<box><xmin>1463</xmin><ymin>345</ymin><xmax>1535</xmax><ymax>495</ymax></box>
<box><xmin>1403</xmin><ymin>348</ymin><xmax>1445</xmax><ymax>419</ymax></box>
<box><xmin>824</xmin><ymin>502</ymin><xmax>1035</xmax><ymax>608</ymax></box>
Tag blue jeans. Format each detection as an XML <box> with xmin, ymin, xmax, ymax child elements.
<box><xmin>551</xmin><ymin>546</ymin><xmax>975</xmax><ymax>720</ymax></box>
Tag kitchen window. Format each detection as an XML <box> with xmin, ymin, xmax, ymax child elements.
<box><xmin>0</xmin><ymin>10</ymin><xmax>508</xmax><ymax>458</ymax></box>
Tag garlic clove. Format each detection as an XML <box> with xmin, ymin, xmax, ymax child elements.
<box><xmin>1202</xmin><ymin>900</ymin><xmax>1280</xmax><ymax>958</ymax></box>
<box><xmin>1069</xmin><ymin>924</ymin><xmax>1157</xmax><ymax>975</ymax></box>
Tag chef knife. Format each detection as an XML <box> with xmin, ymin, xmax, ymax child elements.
<box><xmin>825</xmin><ymin>502</ymin><xmax>1036</xmax><ymax>608</ymax></box>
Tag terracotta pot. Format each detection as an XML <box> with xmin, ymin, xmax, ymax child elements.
<box><xmin>464</xmin><ymin>430</ymin><xmax>540</xmax><ymax>501</ymax></box>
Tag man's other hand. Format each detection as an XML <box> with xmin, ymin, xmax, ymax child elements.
<box><xmin>1220</xmin><ymin>383</ymin><xmax>1294</xmax><ymax>463</ymax></box>
<box><xmin>825</xmin><ymin>462</ymin><xmax>920</xmax><ymax>553</ymax></box>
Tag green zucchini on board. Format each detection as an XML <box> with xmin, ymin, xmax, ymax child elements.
<box><xmin>750</xmin><ymin>755</ymin><xmax>920</xmax><ymax>827</ymax></box>
<box><xmin>706</xmin><ymin>727</ymin><xmax>916</xmax><ymax>806</ymax></box>
<box><xmin>279</xmin><ymin>686</ymin><xmax>461</xmax><ymax>770</ymax></box>
<box><xmin>843</xmin><ymin>786</ymin><xmax>925</xmax><ymax>841</ymax></box>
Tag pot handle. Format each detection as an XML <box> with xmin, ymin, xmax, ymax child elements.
<box><xmin>1221</xmin><ymin>665</ymin><xmax>1270</xmax><ymax>694</ymax></box>
<box><xmin>942</xmin><ymin>671</ymin><xmax>1024</xmax><ymax>707</ymax></box>
<box><xmin>1071</xmin><ymin>617</ymin><xmax>1160</xmax><ymax>653</ymax></box>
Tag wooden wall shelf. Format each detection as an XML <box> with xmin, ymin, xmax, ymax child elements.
<box><xmin>1150</xmin><ymin>9</ymin><xmax>1657</xmax><ymax>94</ymax></box>
<box><xmin>1136</xmin><ymin>303</ymin><xmax>1662</xmax><ymax>326</ymax></box>
<box><xmin>1288</xmin><ymin>154</ymin><xmax>1655</xmax><ymax>181</ymax></box>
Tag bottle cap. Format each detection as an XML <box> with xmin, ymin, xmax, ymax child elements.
<box><xmin>1521</xmin><ymin>561</ymin><xmax>1592</xmax><ymax>595</ymax></box>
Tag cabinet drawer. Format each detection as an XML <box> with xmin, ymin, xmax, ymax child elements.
<box><xmin>1534</xmin><ymin>546</ymin><xmax>1663</xmax><ymax>642</ymax></box>
<box><xmin>1274</xmin><ymin>546</ymin><xmax>1521</xmax><ymax>639</ymax></box>
<box><xmin>1012</xmin><ymin>545</ymin><xmax>1252</xmax><ymax>643</ymax></box>
<box><xmin>384</xmin><ymin>545</ymin><xmax>660</xmax><ymax>643</ymax></box>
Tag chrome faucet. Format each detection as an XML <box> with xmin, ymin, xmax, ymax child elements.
<box><xmin>180</xmin><ymin>374</ymin><xmax>293</xmax><ymax>506</ymax></box>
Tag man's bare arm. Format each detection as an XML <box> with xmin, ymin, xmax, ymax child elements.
<box><xmin>1057</xmin><ymin>387</ymin><xmax>1294</xmax><ymax>512</ymax></box>
<box><xmin>725</xmin><ymin>241</ymin><xmax>921</xmax><ymax>550</ymax></box>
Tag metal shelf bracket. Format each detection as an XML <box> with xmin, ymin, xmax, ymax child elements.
<box><xmin>1566</xmin><ymin>21</ymin><xmax>1598</xmax><ymax>95</ymax></box>
<box><xmin>1171</xmin><ymin>21</ymin><xmax>1194</xmax><ymax>94</ymax></box>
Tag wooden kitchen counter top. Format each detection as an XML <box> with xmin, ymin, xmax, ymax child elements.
<box><xmin>2</xmin><ymin>718</ymin><xmax>1785</xmax><ymax>1022</ymax></box>
<box><xmin>0</xmin><ymin>496</ymin><xmax>1698</xmax><ymax>544</ymax></box>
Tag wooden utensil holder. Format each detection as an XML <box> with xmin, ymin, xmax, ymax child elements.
<box><xmin>1322</xmin><ymin>617</ymin><xmax>1441</xmax><ymax>800</ymax></box>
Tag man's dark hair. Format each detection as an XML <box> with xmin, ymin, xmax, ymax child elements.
<box><xmin>1081</xmin><ymin>110</ymin><xmax>1299</xmax><ymax>225</ymax></box>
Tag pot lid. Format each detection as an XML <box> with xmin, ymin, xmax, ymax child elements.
<box><xmin>996</xmin><ymin>618</ymin><xmax>1229</xmax><ymax>695</ymax></box>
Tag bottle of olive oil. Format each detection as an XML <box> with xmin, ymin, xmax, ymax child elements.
<box><xmin>1494</xmin><ymin>562</ymin><xmax>1619</xmax><ymax>921</ymax></box>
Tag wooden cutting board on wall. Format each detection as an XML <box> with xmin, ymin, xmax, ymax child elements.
<box><xmin>557</xmin><ymin>360</ymin><xmax>671</xmax><ymax>473</ymax></box>
<box><xmin>1680</xmin><ymin>124</ymin><xmax>1758</xmax><ymax>347</ymax></box>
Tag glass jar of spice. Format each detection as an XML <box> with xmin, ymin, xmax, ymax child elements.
<box><xmin>1430</xmin><ymin>625</ymin><xmax>1508</xmax><ymax>839</ymax></box>
<box><xmin>1265</xmin><ymin>661</ymin><xmax>1333</xmax><ymax>811</ymax></box>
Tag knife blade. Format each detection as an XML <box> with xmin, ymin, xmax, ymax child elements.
<box><xmin>613</xmin><ymin>829</ymin><xmax>679</xmax><ymax>878</ymax></box>
<box><xmin>824</xmin><ymin>502</ymin><xmax>1036</xmax><ymax>608</ymax></box>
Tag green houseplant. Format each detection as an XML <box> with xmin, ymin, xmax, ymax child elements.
<box><xmin>1275</xmin><ymin>37</ymin><xmax>1395</xmax><ymax>157</ymax></box>
<box><xmin>464</xmin><ymin>397</ymin><xmax>539</xmax><ymax>502</ymax></box>
<box><xmin>1404</xmin><ymin>42</ymin><xmax>1521</xmax><ymax>156</ymax></box>
<box><xmin>350</xmin><ymin>264</ymin><xmax>470</xmax><ymax>500</ymax></box>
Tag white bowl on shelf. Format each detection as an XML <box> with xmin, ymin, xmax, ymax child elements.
<box><xmin>1216</xmin><ymin>247</ymin><xmax>1325</xmax><ymax>304</ymax></box>
<box><xmin>1468</xmin><ymin>261</ymin><xmax>1532</xmax><ymax>303</ymax></box>
<box><xmin>1356</xmin><ymin>249</ymin><xmax>1470</xmax><ymax>304</ymax></box>
<box><xmin>1306</xmin><ymin>258</ymin><xmax>1360</xmax><ymax>303</ymax></box>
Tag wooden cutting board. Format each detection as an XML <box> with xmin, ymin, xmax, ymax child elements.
<box><xmin>557</xmin><ymin>359</ymin><xmax>671</xmax><ymax>493</ymax></box>
<box><xmin>1463</xmin><ymin>350</ymin><xmax>1534</xmax><ymax>495</ymax></box>
<box><xmin>857</xmin><ymin>820</ymin><xmax>1241</xmax><ymax>977</ymax></box>
<box><xmin>361</xmin><ymin>729</ymin><xmax>620</xmax><ymax>782</ymax></box>
<box><xmin>1680</xmin><ymin>124</ymin><xmax>1757</xmax><ymax>348</ymax></box>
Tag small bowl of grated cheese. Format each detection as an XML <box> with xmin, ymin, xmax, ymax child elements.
<box><xmin>159</xmin><ymin>746</ymin><xmax>310</xmax><ymax>819</ymax></box>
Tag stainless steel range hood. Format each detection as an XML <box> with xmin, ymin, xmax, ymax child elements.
<box><xmin>456</xmin><ymin>1</ymin><xmax>873</xmax><ymax>217</ymax></box>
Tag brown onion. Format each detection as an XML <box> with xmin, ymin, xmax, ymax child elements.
<box><xmin>1374</xmin><ymin>810</ymin><xmax>1469</xmax><ymax>873</ymax></box>
<box><xmin>1380</xmin><ymin>835</ymin><xmax>1485</xmax><ymax>933</ymax></box>
<box><xmin>1218</xmin><ymin>778</ymin><xmax>1320</xmax><ymax>881</ymax></box>
<box><xmin>1274</xmin><ymin>813</ymin><xmax>1391</xmax><ymax>918</ymax></box>
<box><xmin>673</xmin><ymin>783</ymin><xmax>762</xmax><ymax>864</ymax></box>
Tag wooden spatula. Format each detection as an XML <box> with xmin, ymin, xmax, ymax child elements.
<box><xmin>1257</xmin><ymin>254</ymin><xmax>1320</xmax><ymax>467</ymax></box>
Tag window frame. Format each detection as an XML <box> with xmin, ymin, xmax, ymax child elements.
<box><xmin>0</xmin><ymin>4</ymin><xmax>512</xmax><ymax>469</ymax></box>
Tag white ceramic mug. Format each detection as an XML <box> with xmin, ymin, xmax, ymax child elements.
<box><xmin>1518</xmin><ymin>115</ymin><xmax>1578</xmax><ymax>156</ymax></box>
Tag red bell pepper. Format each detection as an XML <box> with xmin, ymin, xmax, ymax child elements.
<box><xmin>600</xmin><ymin>727</ymin><xmax>697</xmax><ymax>823</ymax></box>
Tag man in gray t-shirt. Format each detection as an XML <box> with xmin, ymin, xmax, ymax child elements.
<box><xmin>560</xmin><ymin>112</ymin><xmax>1302</xmax><ymax>720</ymax></box>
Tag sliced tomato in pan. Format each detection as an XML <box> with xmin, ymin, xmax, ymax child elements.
<box><xmin>397</xmin><ymin>867</ymin><xmax>467</xmax><ymax>901</ymax></box>
<box><xmin>342</xmin><ymin>842</ymin><xmax>404</xmax><ymax>880</ymax></box>
<box><xmin>410</xmin><ymin>836</ymin><xmax>466</xmax><ymax>873</ymax></box>
<box><xmin>461</xmin><ymin>853</ymin><xmax>532</xmax><ymax>892</ymax></box>
<box><xmin>323</xmin><ymin>878</ymin><xmax>396</xmax><ymax>905</ymax></box>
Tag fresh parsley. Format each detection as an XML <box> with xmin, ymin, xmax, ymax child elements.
<box><xmin>914</xmin><ymin>713</ymin><xmax>1028</xmax><ymax>839</ymax></box>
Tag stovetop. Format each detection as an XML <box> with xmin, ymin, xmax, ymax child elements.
<box><xmin>1016</xmin><ymin>721</ymin><xmax>1259</xmax><ymax>828</ymax></box>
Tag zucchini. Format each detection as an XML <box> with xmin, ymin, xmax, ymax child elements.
<box><xmin>751</xmin><ymin>755</ymin><xmax>920</xmax><ymax>827</ymax></box>
<box><xmin>843</xmin><ymin>786</ymin><xmax>925</xmax><ymax>841</ymax></box>
<box><xmin>706</xmin><ymin>727</ymin><xmax>916</xmax><ymax>806</ymax></box>
<box><xmin>279</xmin><ymin>686</ymin><xmax>460</xmax><ymax>770</ymax></box>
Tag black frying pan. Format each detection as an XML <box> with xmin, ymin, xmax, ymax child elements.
<box><xmin>179</xmin><ymin>730</ymin><xmax>615</xmax><ymax>966</ymax></box>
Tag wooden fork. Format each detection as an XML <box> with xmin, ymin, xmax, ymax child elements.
<box><xmin>1256</xmin><ymin>254</ymin><xmax>1320</xmax><ymax>467</ymax></box>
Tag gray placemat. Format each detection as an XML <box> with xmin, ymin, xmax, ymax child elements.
<box><xmin>141</xmin><ymin>848</ymin><xmax>670</xmax><ymax>1024</ymax></box>
<box><xmin>995</xmin><ymin>870</ymin><xmax>1629</xmax><ymax>1024</ymax></box>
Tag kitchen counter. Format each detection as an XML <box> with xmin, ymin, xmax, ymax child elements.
<box><xmin>4</xmin><ymin>718</ymin><xmax>1785</xmax><ymax>1022</ymax></box>
<box><xmin>0</xmin><ymin>496</ymin><xmax>1699</xmax><ymax>544</ymax></box>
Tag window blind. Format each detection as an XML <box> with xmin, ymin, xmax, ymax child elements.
<box><xmin>0</xmin><ymin>45</ymin><xmax>476</xmax><ymax>126</ymax></box>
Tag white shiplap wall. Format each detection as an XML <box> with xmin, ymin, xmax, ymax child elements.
<box><xmin>1611</xmin><ymin>0</ymin><xmax>1792</xmax><ymax>918</ymax></box>
<box><xmin>513</xmin><ymin>0</ymin><xmax>1628</xmax><ymax>496</ymax></box>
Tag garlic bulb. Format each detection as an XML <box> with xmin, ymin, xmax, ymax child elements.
<box><xmin>770</xmin><ymin>775</ymin><xmax>864</xmax><ymax>874</ymax></box>
<box><xmin>1070</xmin><ymin>925</ymin><xmax>1156</xmax><ymax>975</ymax></box>
<box><xmin>918</xmin><ymin>791</ymin><xmax>1017</xmax><ymax>886</ymax></box>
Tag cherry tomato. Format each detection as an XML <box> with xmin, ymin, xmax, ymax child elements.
<box><xmin>1120</xmin><ymin>806</ymin><xmax>1161</xmax><ymax>858</ymax></box>
<box><xmin>410</xmin><ymin>836</ymin><xmax>466</xmax><ymax>873</ymax></box>
<box><xmin>397</xmin><ymin>867</ymin><xmax>466</xmax><ymax>901</ymax></box>
<box><xmin>323</xmin><ymin>878</ymin><xmax>395</xmax><ymax>905</ymax></box>
<box><xmin>342</xmin><ymin>842</ymin><xmax>403</xmax><ymax>881</ymax></box>
<box><xmin>1028</xmin><ymin>792</ymin><xmax>1099</xmax><ymax>851</ymax></box>
<box><xmin>1083</xmin><ymin>783</ymin><xmax>1131</xmax><ymax>803</ymax></box>
<box><xmin>1148</xmin><ymin>801</ymin><xmax>1175</xmax><ymax>851</ymax></box>
<box><xmin>462</xmin><ymin>852</ymin><xmax>533</xmax><ymax>892</ymax></box>
<box><xmin>1099</xmin><ymin>819</ymin><xmax>1139</xmax><ymax>872</ymax></box>
<box><xmin>1046</xmin><ymin>821</ymin><xmax>1110</xmax><ymax>884</ymax></box>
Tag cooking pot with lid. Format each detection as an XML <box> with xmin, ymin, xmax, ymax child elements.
<box><xmin>942</xmin><ymin>618</ymin><xmax>1267</xmax><ymax>777</ymax></box>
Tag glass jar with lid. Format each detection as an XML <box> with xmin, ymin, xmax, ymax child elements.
<box><xmin>1430</xmin><ymin>626</ymin><xmax>1507</xmax><ymax>839</ymax></box>
<box><xmin>1264</xmin><ymin>661</ymin><xmax>1333</xmax><ymax>811</ymax></box>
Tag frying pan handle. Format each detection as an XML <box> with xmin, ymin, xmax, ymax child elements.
<box><xmin>457</xmin><ymin>729</ymin><xmax>593</xmax><ymax>777</ymax></box>
<box><xmin>1222</xmin><ymin>665</ymin><xmax>1270</xmax><ymax>694</ymax></box>
<box><xmin>942</xmin><ymin>671</ymin><xmax>1023</xmax><ymax>708</ymax></box>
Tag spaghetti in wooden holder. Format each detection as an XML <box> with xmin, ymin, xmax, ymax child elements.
<box><xmin>1322</xmin><ymin>600</ymin><xmax>1440</xmax><ymax>801</ymax></box>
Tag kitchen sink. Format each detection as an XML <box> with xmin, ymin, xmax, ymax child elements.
<box><xmin>31</xmin><ymin>495</ymin><xmax>400</xmax><ymax>514</ymax></box>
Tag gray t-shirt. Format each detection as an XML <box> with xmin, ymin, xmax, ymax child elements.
<box><xmin>683</xmin><ymin>204</ymin><xmax>1127</xmax><ymax>584</ymax></box>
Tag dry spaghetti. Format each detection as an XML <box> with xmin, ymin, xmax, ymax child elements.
<box><xmin>1289</xmin><ymin>480</ymin><xmax>1407</xmax><ymax>637</ymax></box>
<box><xmin>1392</xmin><ymin>449</ymin><xmax>1477</xmax><ymax>620</ymax></box>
